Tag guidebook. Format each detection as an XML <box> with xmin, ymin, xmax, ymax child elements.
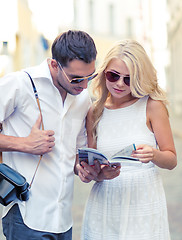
<box><xmin>78</xmin><ymin>144</ymin><xmax>139</xmax><ymax>166</ymax></box>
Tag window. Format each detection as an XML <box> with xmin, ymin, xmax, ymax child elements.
<box><xmin>89</xmin><ymin>0</ymin><xmax>94</xmax><ymax>31</ymax></box>
<box><xmin>109</xmin><ymin>4</ymin><xmax>114</xmax><ymax>35</ymax></box>
<box><xmin>126</xmin><ymin>18</ymin><xmax>133</xmax><ymax>37</ymax></box>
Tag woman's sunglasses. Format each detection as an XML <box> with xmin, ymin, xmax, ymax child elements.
<box><xmin>105</xmin><ymin>71</ymin><xmax>130</xmax><ymax>86</ymax></box>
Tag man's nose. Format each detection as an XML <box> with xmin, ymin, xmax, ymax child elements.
<box><xmin>80</xmin><ymin>79</ymin><xmax>88</xmax><ymax>89</ymax></box>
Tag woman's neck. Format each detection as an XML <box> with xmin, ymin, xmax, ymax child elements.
<box><xmin>105</xmin><ymin>94</ymin><xmax>138</xmax><ymax>109</ymax></box>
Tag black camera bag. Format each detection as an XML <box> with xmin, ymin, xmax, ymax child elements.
<box><xmin>0</xmin><ymin>163</ymin><xmax>29</xmax><ymax>206</ymax></box>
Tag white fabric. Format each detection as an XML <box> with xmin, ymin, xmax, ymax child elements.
<box><xmin>0</xmin><ymin>59</ymin><xmax>91</xmax><ymax>233</ymax></box>
<box><xmin>81</xmin><ymin>96</ymin><xmax>170</xmax><ymax>240</ymax></box>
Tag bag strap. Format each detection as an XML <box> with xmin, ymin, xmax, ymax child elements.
<box><xmin>0</xmin><ymin>123</ymin><xmax>3</xmax><ymax>163</ymax></box>
<box><xmin>24</xmin><ymin>71</ymin><xmax>44</xmax><ymax>189</ymax></box>
<box><xmin>0</xmin><ymin>72</ymin><xmax>43</xmax><ymax>188</ymax></box>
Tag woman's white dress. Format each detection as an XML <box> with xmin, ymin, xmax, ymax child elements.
<box><xmin>81</xmin><ymin>96</ymin><xmax>170</xmax><ymax>240</ymax></box>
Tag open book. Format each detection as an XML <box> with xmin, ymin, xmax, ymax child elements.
<box><xmin>78</xmin><ymin>144</ymin><xmax>139</xmax><ymax>166</ymax></box>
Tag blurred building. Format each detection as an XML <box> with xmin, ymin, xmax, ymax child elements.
<box><xmin>0</xmin><ymin>0</ymin><xmax>49</xmax><ymax>77</ymax></box>
<box><xmin>166</xmin><ymin>0</ymin><xmax>182</xmax><ymax>116</ymax></box>
<box><xmin>0</xmin><ymin>0</ymin><xmax>50</xmax><ymax>169</ymax></box>
<box><xmin>73</xmin><ymin>0</ymin><xmax>145</xmax><ymax>66</ymax></box>
<box><xmin>72</xmin><ymin>0</ymin><xmax>168</xmax><ymax>89</ymax></box>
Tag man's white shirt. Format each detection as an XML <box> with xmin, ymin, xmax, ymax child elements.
<box><xmin>0</xmin><ymin>59</ymin><xmax>91</xmax><ymax>233</ymax></box>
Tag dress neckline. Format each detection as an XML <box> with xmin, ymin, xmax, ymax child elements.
<box><xmin>104</xmin><ymin>96</ymin><xmax>148</xmax><ymax>111</ymax></box>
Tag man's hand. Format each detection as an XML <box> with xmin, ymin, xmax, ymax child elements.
<box><xmin>96</xmin><ymin>165</ymin><xmax>121</xmax><ymax>182</ymax></box>
<box><xmin>25</xmin><ymin>115</ymin><xmax>55</xmax><ymax>155</ymax></box>
<box><xmin>76</xmin><ymin>160</ymin><xmax>101</xmax><ymax>183</ymax></box>
<box><xmin>76</xmin><ymin>161</ymin><xmax>121</xmax><ymax>183</ymax></box>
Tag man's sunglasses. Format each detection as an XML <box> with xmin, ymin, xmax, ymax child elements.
<box><xmin>57</xmin><ymin>61</ymin><xmax>98</xmax><ymax>84</ymax></box>
<box><xmin>105</xmin><ymin>71</ymin><xmax>130</xmax><ymax>86</ymax></box>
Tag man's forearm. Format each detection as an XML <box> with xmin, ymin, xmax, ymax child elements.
<box><xmin>0</xmin><ymin>134</ymin><xmax>28</xmax><ymax>153</ymax></box>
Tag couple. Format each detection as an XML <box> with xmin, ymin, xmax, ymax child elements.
<box><xmin>0</xmin><ymin>30</ymin><xmax>177</xmax><ymax>240</ymax></box>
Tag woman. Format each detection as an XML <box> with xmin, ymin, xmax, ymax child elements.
<box><xmin>81</xmin><ymin>39</ymin><xmax>177</xmax><ymax>240</ymax></box>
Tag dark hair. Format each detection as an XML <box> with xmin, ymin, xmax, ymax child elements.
<box><xmin>51</xmin><ymin>30</ymin><xmax>97</xmax><ymax>66</ymax></box>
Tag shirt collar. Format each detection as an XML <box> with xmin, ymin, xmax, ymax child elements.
<box><xmin>24</xmin><ymin>58</ymin><xmax>52</xmax><ymax>80</ymax></box>
<box><xmin>24</xmin><ymin>58</ymin><xmax>84</xmax><ymax>107</ymax></box>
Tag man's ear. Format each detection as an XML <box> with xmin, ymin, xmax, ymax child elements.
<box><xmin>50</xmin><ymin>59</ymin><xmax>58</xmax><ymax>71</ymax></box>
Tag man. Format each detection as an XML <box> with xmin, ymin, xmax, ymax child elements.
<box><xmin>0</xmin><ymin>30</ymin><xmax>99</xmax><ymax>240</ymax></box>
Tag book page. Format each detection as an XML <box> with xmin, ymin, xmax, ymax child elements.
<box><xmin>78</xmin><ymin>148</ymin><xmax>109</xmax><ymax>165</ymax></box>
<box><xmin>110</xmin><ymin>144</ymin><xmax>139</xmax><ymax>163</ymax></box>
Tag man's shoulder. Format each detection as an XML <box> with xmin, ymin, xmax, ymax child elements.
<box><xmin>0</xmin><ymin>71</ymin><xmax>25</xmax><ymax>86</ymax></box>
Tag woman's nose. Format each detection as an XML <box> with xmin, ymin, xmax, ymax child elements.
<box><xmin>116</xmin><ymin>76</ymin><xmax>125</xmax><ymax>86</ymax></box>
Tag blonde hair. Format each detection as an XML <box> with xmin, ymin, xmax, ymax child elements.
<box><xmin>90</xmin><ymin>39</ymin><xmax>168</xmax><ymax>138</ymax></box>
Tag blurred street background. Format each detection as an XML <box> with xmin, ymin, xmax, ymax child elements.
<box><xmin>0</xmin><ymin>0</ymin><xmax>182</xmax><ymax>239</ymax></box>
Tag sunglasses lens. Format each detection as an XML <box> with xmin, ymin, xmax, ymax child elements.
<box><xmin>88</xmin><ymin>73</ymin><xmax>98</xmax><ymax>81</ymax></box>
<box><xmin>71</xmin><ymin>73</ymin><xmax>98</xmax><ymax>84</ymax></box>
<box><xmin>105</xmin><ymin>71</ymin><xmax>120</xmax><ymax>82</ymax></box>
<box><xmin>105</xmin><ymin>71</ymin><xmax>130</xmax><ymax>86</ymax></box>
<box><xmin>71</xmin><ymin>79</ymin><xmax>84</xmax><ymax>84</ymax></box>
<box><xmin>123</xmin><ymin>76</ymin><xmax>130</xmax><ymax>86</ymax></box>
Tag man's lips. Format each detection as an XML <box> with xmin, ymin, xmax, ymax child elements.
<box><xmin>75</xmin><ymin>87</ymin><xmax>83</xmax><ymax>93</ymax></box>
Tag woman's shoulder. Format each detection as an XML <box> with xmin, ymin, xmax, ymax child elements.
<box><xmin>87</xmin><ymin>104</ymin><xmax>96</xmax><ymax>122</ymax></box>
<box><xmin>147</xmin><ymin>97</ymin><xmax>168</xmax><ymax>117</ymax></box>
<box><xmin>147</xmin><ymin>97</ymin><xmax>166</xmax><ymax>108</ymax></box>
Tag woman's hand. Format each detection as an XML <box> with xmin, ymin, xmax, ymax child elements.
<box><xmin>131</xmin><ymin>144</ymin><xmax>154</xmax><ymax>163</ymax></box>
